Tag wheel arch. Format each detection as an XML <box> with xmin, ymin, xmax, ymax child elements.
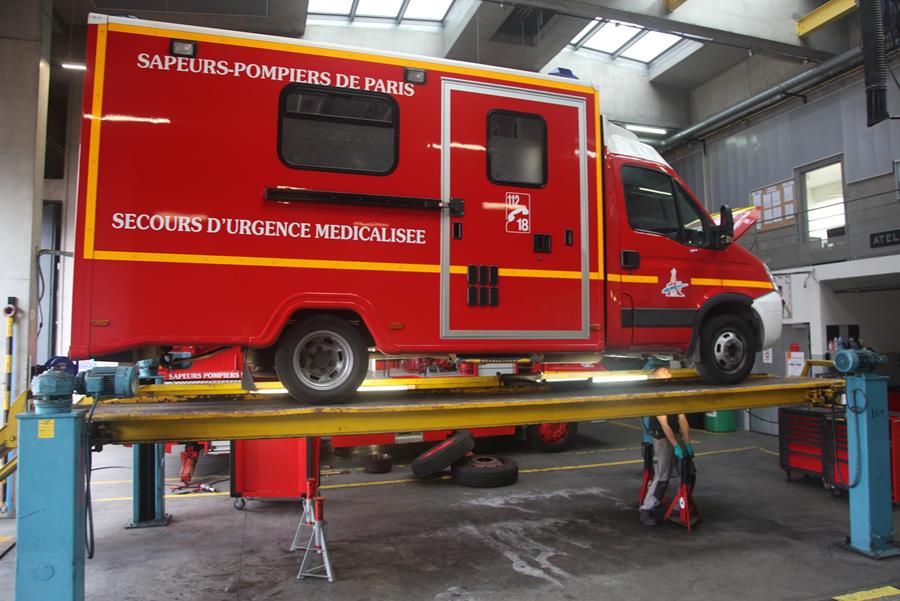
<box><xmin>251</xmin><ymin>294</ymin><xmax>390</xmax><ymax>351</ymax></box>
<box><xmin>688</xmin><ymin>293</ymin><xmax>760</xmax><ymax>359</ymax></box>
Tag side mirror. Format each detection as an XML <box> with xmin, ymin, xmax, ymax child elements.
<box><xmin>714</xmin><ymin>205</ymin><xmax>734</xmax><ymax>249</ymax></box>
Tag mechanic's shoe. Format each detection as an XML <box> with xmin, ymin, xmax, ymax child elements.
<box><xmin>640</xmin><ymin>509</ymin><xmax>659</xmax><ymax>527</ymax></box>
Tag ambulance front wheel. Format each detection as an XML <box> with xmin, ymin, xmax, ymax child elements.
<box><xmin>275</xmin><ymin>315</ymin><xmax>369</xmax><ymax>405</ymax></box>
<box><xmin>695</xmin><ymin>314</ymin><xmax>756</xmax><ymax>385</ymax></box>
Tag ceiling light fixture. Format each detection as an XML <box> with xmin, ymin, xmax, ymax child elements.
<box><xmin>625</xmin><ymin>124</ymin><xmax>668</xmax><ymax>135</ymax></box>
<box><xmin>61</xmin><ymin>63</ymin><xmax>87</xmax><ymax>70</ymax></box>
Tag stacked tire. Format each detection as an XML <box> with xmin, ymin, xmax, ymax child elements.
<box><xmin>411</xmin><ymin>430</ymin><xmax>475</xmax><ymax>478</ymax></box>
<box><xmin>410</xmin><ymin>430</ymin><xmax>519</xmax><ymax>488</ymax></box>
<box><xmin>451</xmin><ymin>455</ymin><xmax>518</xmax><ymax>488</ymax></box>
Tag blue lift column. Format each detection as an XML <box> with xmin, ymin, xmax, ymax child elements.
<box><xmin>15</xmin><ymin>365</ymin><xmax>138</xmax><ymax>601</ymax></box>
<box><xmin>15</xmin><ymin>370</ymin><xmax>87</xmax><ymax>601</ymax></box>
<box><xmin>128</xmin><ymin>443</ymin><xmax>170</xmax><ymax>528</ymax></box>
<box><xmin>833</xmin><ymin>349</ymin><xmax>900</xmax><ymax>559</ymax></box>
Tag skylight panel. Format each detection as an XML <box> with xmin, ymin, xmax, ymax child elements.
<box><xmin>570</xmin><ymin>20</ymin><xmax>600</xmax><ymax>46</ymax></box>
<box><xmin>581</xmin><ymin>21</ymin><xmax>642</xmax><ymax>54</ymax></box>
<box><xmin>619</xmin><ymin>30</ymin><xmax>682</xmax><ymax>62</ymax></box>
<box><xmin>307</xmin><ymin>0</ymin><xmax>353</xmax><ymax>15</ymax></box>
<box><xmin>355</xmin><ymin>0</ymin><xmax>405</xmax><ymax>18</ymax></box>
<box><xmin>403</xmin><ymin>0</ymin><xmax>454</xmax><ymax>21</ymax></box>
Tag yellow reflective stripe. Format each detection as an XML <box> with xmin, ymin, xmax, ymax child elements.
<box><xmin>107</xmin><ymin>23</ymin><xmax>594</xmax><ymax>94</ymax></box>
<box><xmin>611</xmin><ymin>274</ymin><xmax>769</xmax><ymax>288</ymax></box>
<box><xmin>93</xmin><ymin>250</ymin><xmax>603</xmax><ymax>280</ymax></box>
<box><xmin>83</xmin><ymin>24</ymin><xmax>108</xmax><ymax>260</ymax></box>
<box><xmin>94</xmin><ymin>250</ymin><xmax>441</xmax><ymax>274</ymax></box>
<box><xmin>691</xmin><ymin>278</ymin><xmax>773</xmax><ymax>289</ymax></box>
<box><xmin>623</xmin><ymin>274</ymin><xmax>658</xmax><ymax>284</ymax></box>
<box><xmin>500</xmin><ymin>268</ymin><xmax>579</xmax><ymax>280</ymax></box>
<box><xmin>607</xmin><ymin>273</ymin><xmax>659</xmax><ymax>284</ymax></box>
<box><xmin>594</xmin><ymin>90</ymin><xmax>604</xmax><ymax>278</ymax></box>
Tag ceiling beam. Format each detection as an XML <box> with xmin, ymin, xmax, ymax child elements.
<box><xmin>514</xmin><ymin>1</ymin><xmax>843</xmax><ymax>61</ymax></box>
<box><xmin>796</xmin><ymin>0</ymin><xmax>858</xmax><ymax>37</ymax></box>
<box><xmin>664</xmin><ymin>0</ymin><xmax>689</xmax><ymax>11</ymax></box>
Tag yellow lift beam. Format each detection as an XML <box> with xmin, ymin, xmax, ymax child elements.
<box><xmin>89</xmin><ymin>376</ymin><xmax>842</xmax><ymax>444</ymax></box>
<box><xmin>97</xmin><ymin>367</ymin><xmax>702</xmax><ymax>405</ymax></box>
<box><xmin>797</xmin><ymin>0</ymin><xmax>858</xmax><ymax>37</ymax></box>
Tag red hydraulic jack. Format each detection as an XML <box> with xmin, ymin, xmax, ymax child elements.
<box><xmin>663</xmin><ymin>453</ymin><xmax>700</xmax><ymax>531</ymax></box>
<box><xmin>289</xmin><ymin>438</ymin><xmax>334</xmax><ymax>582</ymax></box>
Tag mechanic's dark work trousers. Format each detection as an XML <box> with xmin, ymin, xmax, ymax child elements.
<box><xmin>640</xmin><ymin>437</ymin><xmax>674</xmax><ymax>511</ymax></box>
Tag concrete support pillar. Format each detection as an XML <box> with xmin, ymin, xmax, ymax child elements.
<box><xmin>0</xmin><ymin>0</ymin><xmax>53</xmax><ymax>398</ymax></box>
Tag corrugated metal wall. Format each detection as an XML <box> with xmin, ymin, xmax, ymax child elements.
<box><xmin>685</xmin><ymin>72</ymin><xmax>900</xmax><ymax>208</ymax></box>
<box><xmin>667</xmin><ymin>71</ymin><xmax>900</xmax><ymax>269</ymax></box>
<box><xmin>669</xmin><ymin>150</ymin><xmax>705</xmax><ymax>207</ymax></box>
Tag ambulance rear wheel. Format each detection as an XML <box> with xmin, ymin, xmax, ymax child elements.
<box><xmin>696</xmin><ymin>314</ymin><xmax>755</xmax><ymax>385</ymax></box>
<box><xmin>275</xmin><ymin>315</ymin><xmax>368</xmax><ymax>405</ymax></box>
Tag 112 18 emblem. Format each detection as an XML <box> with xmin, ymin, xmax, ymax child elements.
<box><xmin>505</xmin><ymin>192</ymin><xmax>531</xmax><ymax>233</ymax></box>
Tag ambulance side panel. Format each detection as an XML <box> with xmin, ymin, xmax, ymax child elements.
<box><xmin>70</xmin><ymin>19</ymin><xmax>604</xmax><ymax>359</ymax></box>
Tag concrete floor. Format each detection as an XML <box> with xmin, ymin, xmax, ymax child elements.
<box><xmin>1</xmin><ymin>419</ymin><xmax>899</xmax><ymax>601</ymax></box>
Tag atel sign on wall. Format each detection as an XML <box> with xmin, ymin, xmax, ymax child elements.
<box><xmin>870</xmin><ymin>228</ymin><xmax>900</xmax><ymax>248</ymax></box>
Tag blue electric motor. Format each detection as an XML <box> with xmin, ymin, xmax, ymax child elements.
<box><xmin>833</xmin><ymin>349</ymin><xmax>887</xmax><ymax>374</ymax></box>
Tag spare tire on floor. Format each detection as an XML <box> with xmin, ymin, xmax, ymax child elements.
<box><xmin>451</xmin><ymin>455</ymin><xmax>519</xmax><ymax>488</ymax></box>
<box><xmin>411</xmin><ymin>431</ymin><xmax>475</xmax><ymax>478</ymax></box>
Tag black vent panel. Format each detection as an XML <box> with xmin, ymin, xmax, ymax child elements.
<box><xmin>491</xmin><ymin>6</ymin><xmax>558</xmax><ymax>46</ymax></box>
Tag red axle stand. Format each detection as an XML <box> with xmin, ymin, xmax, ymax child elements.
<box><xmin>638</xmin><ymin>442</ymin><xmax>653</xmax><ymax>504</ymax></box>
<box><xmin>663</xmin><ymin>455</ymin><xmax>700</xmax><ymax>531</ymax></box>
<box><xmin>289</xmin><ymin>439</ymin><xmax>334</xmax><ymax>582</ymax></box>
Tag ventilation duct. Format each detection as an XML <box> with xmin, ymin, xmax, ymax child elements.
<box><xmin>860</xmin><ymin>0</ymin><xmax>889</xmax><ymax>126</ymax></box>
<box><xmin>491</xmin><ymin>6</ymin><xmax>558</xmax><ymax>46</ymax></box>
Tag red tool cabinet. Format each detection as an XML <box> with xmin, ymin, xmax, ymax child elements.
<box><xmin>230</xmin><ymin>438</ymin><xmax>319</xmax><ymax>507</ymax></box>
<box><xmin>778</xmin><ymin>407</ymin><xmax>899</xmax><ymax>503</ymax></box>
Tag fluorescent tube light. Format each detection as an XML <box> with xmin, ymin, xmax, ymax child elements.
<box><xmin>625</xmin><ymin>124</ymin><xmax>668</xmax><ymax>135</ymax></box>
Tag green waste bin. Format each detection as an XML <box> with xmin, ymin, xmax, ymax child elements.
<box><xmin>704</xmin><ymin>410</ymin><xmax>736</xmax><ymax>432</ymax></box>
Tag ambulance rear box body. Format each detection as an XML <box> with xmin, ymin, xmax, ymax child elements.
<box><xmin>71</xmin><ymin>15</ymin><xmax>782</xmax><ymax>403</ymax></box>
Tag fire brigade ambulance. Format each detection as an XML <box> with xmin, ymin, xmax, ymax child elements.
<box><xmin>71</xmin><ymin>14</ymin><xmax>782</xmax><ymax>404</ymax></box>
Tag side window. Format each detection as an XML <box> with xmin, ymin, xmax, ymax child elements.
<box><xmin>487</xmin><ymin>110</ymin><xmax>547</xmax><ymax>187</ymax></box>
<box><xmin>279</xmin><ymin>85</ymin><xmax>398</xmax><ymax>175</ymax></box>
<box><xmin>621</xmin><ymin>165</ymin><xmax>709</xmax><ymax>245</ymax></box>
<box><xmin>674</xmin><ymin>183</ymin><xmax>708</xmax><ymax>247</ymax></box>
<box><xmin>621</xmin><ymin>165</ymin><xmax>680</xmax><ymax>239</ymax></box>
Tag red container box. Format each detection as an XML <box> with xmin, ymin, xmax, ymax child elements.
<box><xmin>231</xmin><ymin>438</ymin><xmax>319</xmax><ymax>502</ymax></box>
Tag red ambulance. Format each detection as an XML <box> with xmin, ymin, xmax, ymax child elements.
<box><xmin>70</xmin><ymin>14</ymin><xmax>782</xmax><ymax>404</ymax></box>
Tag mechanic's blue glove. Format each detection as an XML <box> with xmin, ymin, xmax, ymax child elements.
<box><xmin>674</xmin><ymin>444</ymin><xmax>685</xmax><ymax>459</ymax></box>
<box><xmin>685</xmin><ymin>442</ymin><xmax>695</xmax><ymax>457</ymax></box>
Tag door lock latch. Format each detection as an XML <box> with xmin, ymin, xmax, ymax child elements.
<box><xmin>447</xmin><ymin>198</ymin><xmax>464</xmax><ymax>217</ymax></box>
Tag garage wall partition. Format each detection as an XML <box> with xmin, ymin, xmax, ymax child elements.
<box><xmin>668</xmin><ymin>67</ymin><xmax>900</xmax><ymax>271</ymax></box>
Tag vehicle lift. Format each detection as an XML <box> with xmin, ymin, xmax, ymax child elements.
<box><xmin>3</xmin><ymin>356</ymin><xmax>896</xmax><ymax>600</ymax></box>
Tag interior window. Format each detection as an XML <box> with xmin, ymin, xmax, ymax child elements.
<box><xmin>621</xmin><ymin>165</ymin><xmax>680</xmax><ymax>239</ymax></box>
<box><xmin>487</xmin><ymin>111</ymin><xmax>547</xmax><ymax>187</ymax></box>
<box><xmin>803</xmin><ymin>161</ymin><xmax>845</xmax><ymax>242</ymax></box>
<box><xmin>280</xmin><ymin>85</ymin><xmax>397</xmax><ymax>174</ymax></box>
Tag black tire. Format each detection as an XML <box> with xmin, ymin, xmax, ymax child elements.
<box><xmin>525</xmin><ymin>422</ymin><xmax>578</xmax><ymax>453</ymax></box>
<box><xmin>411</xmin><ymin>431</ymin><xmax>475</xmax><ymax>478</ymax></box>
<box><xmin>275</xmin><ymin>315</ymin><xmax>369</xmax><ymax>404</ymax></box>
<box><xmin>696</xmin><ymin>314</ymin><xmax>756</xmax><ymax>385</ymax></box>
<box><xmin>451</xmin><ymin>455</ymin><xmax>519</xmax><ymax>488</ymax></box>
<box><xmin>363</xmin><ymin>453</ymin><xmax>393</xmax><ymax>474</ymax></box>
